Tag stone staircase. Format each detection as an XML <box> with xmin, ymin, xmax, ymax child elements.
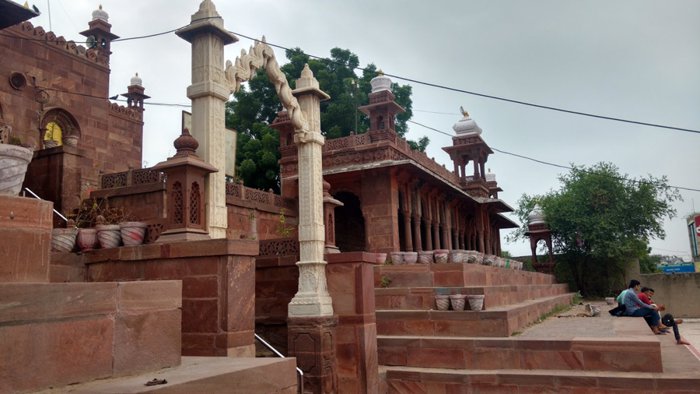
<box><xmin>374</xmin><ymin>260</ymin><xmax>700</xmax><ymax>393</ymax></box>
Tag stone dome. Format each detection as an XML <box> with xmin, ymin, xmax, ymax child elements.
<box><xmin>130</xmin><ymin>72</ymin><xmax>142</xmax><ymax>87</ymax></box>
<box><xmin>370</xmin><ymin>70</ymin><xmax>392</xmax><ymax>93</ymax></box>
<box><xmin>527</xmin><ymin>204</ymin><xmax>545</xmax><ymax>225</ymax></box>
<box><xmin>486</xmin><ymin>172</ymin><xmax>496</xmax><ymax>182</ymax></box>
<box><xmin>453</xmin><ymin>107</ymin><xmax>482</xmax><ymax>136</ymax></box>
<box><xmin>92</xmin><ymin>5</ymin><xmax>109</xmax><ymax>22</ymax></box>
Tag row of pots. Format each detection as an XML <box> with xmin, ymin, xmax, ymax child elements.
<box><xmin>435</xmin><ymin>294</ymin><xmax>485</xmax><ymax>311</ymax></box>
<box><xmin>51</xmin><ymin>221</ymin><xmax>148</xmax><ymax>252</ymax></box>
<box><xmin>381</xmin><ymin>250</ymin><xmax>523</xmax><ymax>270</ymax></box>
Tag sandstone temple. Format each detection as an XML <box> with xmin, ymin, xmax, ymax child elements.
<box><xmin>1</xmin><ymin>1</ymin><xmax>698</xmax><ymax>393</ymax></box>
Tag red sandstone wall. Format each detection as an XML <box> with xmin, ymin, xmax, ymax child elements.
<box><xmin>0</xmin><ymin>281</ymin><xmax>181</xmax><ymax>393</ymax></box>
<box><xmin>1</xmin><ymin>23</ymin><xmax>143</xmax><ymax>217</ymax></box>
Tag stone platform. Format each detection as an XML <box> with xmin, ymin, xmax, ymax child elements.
<box><xmin>37</xmin><ymin>357</ymin><xmax>298</xmax><ymax>393</ymax></box>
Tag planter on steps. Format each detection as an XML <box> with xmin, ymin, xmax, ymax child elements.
<box><xmin>467</xmin><ymin>295</ymin><xmax>485</xmax><ymax>311</ymax></box>
<box><xmin>120</xmin><ymin>221</ymin><xmax>147</xmax><ymax>246</ymax></box>
<box><xmin>96</xmin><ymin>224</ymin><xmax>121</xmax><ymax>248</ymax></box>
<box><xmin>51</xmin><ymin>227</ymin><xmax>78</xmax><ymax>252</ymax></box>
<box><xmin>435</xmin><ymin>295</ymin><xmax>450</xmax><ymax>311</ymax></box>
<box><xmin>449</xmin><ymin>294</ymin><xmax>467</xmax><ymax>311</ymax></box>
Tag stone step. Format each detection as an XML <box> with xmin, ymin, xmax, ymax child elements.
<box><xmin>376</xmin><ymin>293</ymin><xmax>575</xmax><ymax>337</ymax></box>
<box><xmin>375</xmin><ymin>262</ymin><xmax>557</xmax><ymax>289</ymax></box>
<box><xmin>381</xmin><ymin>366</ymin><xmax>700</xmax><ymax>393</ymax></box>
<box><xmin>375</xmin><ymin>284</ymin><xmax>569</xmax><ymax>310</ymax></box>
<box><xmin>38</xmin><ymin>357</ymin><xmax>298</xmax><ymax>393</ymax></box>
<box><xmin>377</xmin><ymin>335</ymin><xmax>662</xmax><ymax>372</ymax></box>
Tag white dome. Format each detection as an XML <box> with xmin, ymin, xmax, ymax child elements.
<box><xmin>528</xmin><ymin>204</ymin><xmax>545</xmax><ymax>225</ymax></box>
<box><xmin>92</xmin><ymin>5</ymin><xmax>109</xmax><ymax>21</ymax></box>
<box><xmin>130</xmin><ymin>72</ymin><xmax>142</xmax><ymax>86</ymax></box>
<box><xmin>453</xmin><ymin>107</ymin><xmax>482</xmax><ymax>136</ymax></box>
<box><xmin>370</xmin><ymin>70</ymin><xmax>392</xmax><ymax>93</ymax></box>
<box><xmin>486</xmin><ymin>172</ymin><xmax>496</xmax><ymax>182</ymax></box>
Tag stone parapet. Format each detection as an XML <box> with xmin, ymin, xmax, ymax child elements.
<box><xmin>0</xmin><ymin>281</ymin><xmax>182</xmax><ymax>393</ymax></box>
<box><xmin>84</xmin><ymin>239</ymin><xmax>257</xmax><ymax>356</ymax></box>
<box><xmin>0</xmin><ymin>196</ymin><xmax>52</xmax><ymax>282</ymax></box>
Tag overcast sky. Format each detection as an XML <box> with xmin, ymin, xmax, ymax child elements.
<box><xmin>29</xmin><ymin>0</ymin><xmax>700</xmax><ymax>259</ymax></box>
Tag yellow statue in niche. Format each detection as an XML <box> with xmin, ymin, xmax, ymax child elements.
<box><xmin>44</xmin><ymin>121</ymin><xmax>63</xmax><ymax>146</ymax></box>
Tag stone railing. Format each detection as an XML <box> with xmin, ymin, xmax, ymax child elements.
<box><xmin>225</xmin><ymin>183</ymin><xmax>292</xmax><ymax>210</ymax></box>
<box><xmin>320</xmin><ymin>130</ymin><xmax>461</xmax><ymax>186</ymax></box>
<box><xmin>258</xmin><ymin>237</ymin><xmax>299</xmax><ymax>257</ymax></box>
<box><xmin>100</xmin><ymin>168</ymin><xmax>165</xmax><ymax>189</ymax></box>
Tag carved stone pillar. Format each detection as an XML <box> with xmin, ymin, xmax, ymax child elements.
<box><xmin>412</xmin><ymin>214</ymin><xmax>422</xmax><ymax>252</ymax></box>
<box><xmin>288</xmin><ymin>65</ymin><xmax>333</xmax><ymax>317</ymax></box>
<box><xmin>175</xmin><ymin>0</ymin><xmax>237</xmax><ymax>238</ymax></box>
<box><xmin>288</xmin><ymin>316</ymin><xmax>338</xmax><ymax>394</ymax></box>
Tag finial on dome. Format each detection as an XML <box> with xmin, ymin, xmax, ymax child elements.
<box><xmin>301</xmin><ymin>63</ymin><xmax>313</xmax><ymax>78</ymax></box>
<box><xmin>370</xmin><ymin>69</ymin><xmax>392</xmax><ymax>93</ymax></box>
<box><xmin>130</xmin><ymin>72</ymin><xmax>142</xmax><ymax>87</ymax></box>
<box><xmin>452</xmin><ymin>108</ymin><xmax>482</xmax><ymax>136</ymax></box>
<box><xmin>174</xmin><ymin>128</ymin><xmax>199</xmax><ymax>156</ymax></box>
<box><xmin>527</xmin><ymin>204</ymin><xmax>545</xmax><ymax>225</ymax></box>
<box><xmin>92</xmin><ymin>4</ymin><xmax>109</xmax><ymax>21</ymax></box>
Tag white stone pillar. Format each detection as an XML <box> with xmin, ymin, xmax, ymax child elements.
<box><xmin>175</xmin><ymin>0</ymin><xmax>236</xmax><ymax>238</ymax></box>
<box><xmin>288</xmin><ymin>65</ymin><xmax>333</xmax><ymax>317</ymax></box>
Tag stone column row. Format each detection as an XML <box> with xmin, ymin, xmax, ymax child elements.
<box><xmin>394</xmin><ymin>178</ymin><xmax>497</xmax><ymax>254</ymax></box>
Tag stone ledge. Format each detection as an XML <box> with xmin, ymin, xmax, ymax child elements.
<box><xmin>83</xmin><ymin>239</ymin><xmax>259</xmax><ymax>264</ymax></box>
<box><xmin>38</xmin><ymin>357</ymin><xmax>298</xmax><ymax>393</ymax></box>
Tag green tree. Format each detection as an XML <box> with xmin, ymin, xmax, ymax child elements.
<box><xmin>226</xmin><ymin>47</ymin><xmax>424</xmax><ymax>192</ymax></box>
<box><xmin>511</xmin><ymin>162</ymin><xmax>680</xmax><ymax>296</ymax></box>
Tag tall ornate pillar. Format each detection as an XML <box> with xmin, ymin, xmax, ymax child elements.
<box><xmin>432</xmin><ymin>198</ymin><xmax>441</xmax><ymax>249</ymax></box>
<box><xmin>424</xmin><ymin>198</ymin><xmax>433</xmax><ymax>251</ymax></box>
<box><xmin>412</xmin><ymin>187</ymin><xmax>423</xmax><ymax>251</ymax></box>
<box><xmin>442</xmin><ymin>201</ymin><xmax>451</xmax><ymax>250</ymax></box>
<box><xmin>287</xmin><ymin>65</ymin><xmax>337</xmax><ymax>394</ymax></box>
<box><xmin>175</xmin><ymin>0</ymin><xmax>236</xmax><ymax>238</ymax></box>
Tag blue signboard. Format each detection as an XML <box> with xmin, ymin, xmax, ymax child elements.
<box><xmin>661</xmin><ymin>264</ymin><xmax>696</xmax><ymax>273</ymax></box>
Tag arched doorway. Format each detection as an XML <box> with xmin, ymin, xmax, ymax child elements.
<box><xmin>40</xmin><ymin>108</ymin><xmax>80</xmax><ymax>148</ymax></box>
<box><xmin>333</xmin><ymin>191</ymin><xmax>366</xmax><ymax>252</ymax></box>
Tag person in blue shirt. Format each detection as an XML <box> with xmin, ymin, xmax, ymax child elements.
<box><xmin>621</xmin><ymin>279</ymin><xmax>662</xmax><ymax>334</ymax></box>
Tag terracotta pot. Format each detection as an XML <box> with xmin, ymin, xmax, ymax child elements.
<box><xmin>449</xmin><ymin>250</ymin><xmax>465</xmax><ymax>264</ymax></box>
<box><xmin>120</xmin><ymin>221</ymin><xmax>147</xmax><ymax>246</ymax></box>
<box><xmin>449</xmin><ymin>294</ymin><xmax>467</xmax><ymax>311</ymax></box>
<box><xmin>96</xmin><ymin>224</ymin><xmax>121</xmax><ymax>249</ymax></box>
<box><xmin>403</xmin><ymin>251</ymin><xmax>418</xmax><ymax>264</ymax></box>
<box><xmin>435</xmin><ymin>295</ymin><xmax>450</xmax><ymax>311</ymax></box>
<box><xmin>375</xmin><ymin>252</ymin><xmax>387</xmax><ymax>264</ymax></box>
<box><xmin>76</xmin><ymin>228</ymin><xmax>98</xmax><ymax>251</ymax></box>
<box><xmin>417</xmin><ymin>251</ymin><xmax>433</xmax><ymax>264</ymax></box>
<box><xmin>467</xmin><ymin>295</ymin><xmax>485</xmax><ymax>311</ymax></box>
<box><xmin>389</xmin><ymin>251</ymin><xmax>404</xmax><ymax>265</ymax></box>
<box><xmin>0</xmin><ymin>144</ymin><xmax>32</xmax><ymax>196</ymax></box>
<box><xmin>51</xmin><ymin>228</ymin><xmax>78</xmax><ymax>252</ymax></box>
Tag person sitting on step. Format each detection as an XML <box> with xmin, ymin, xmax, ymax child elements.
<box><xmin>640</xmin><ymin>287</ymin><xmax>690</xmax><ymax>345</ymax></box>
<box><xmin>621</xmin><ymin>279</ymin><xmax>662</xmax><ymax>334</ymax></box>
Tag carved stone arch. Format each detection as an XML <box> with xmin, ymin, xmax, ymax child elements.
<box><xmin>40</xmin><ymin>107</ymin><xmax>81</xmax><ymax>148</ymax></box>
<box><xmin>225</xmin><ymin>39</ymin><xmax>309</xmax><ymax>134</ymax></box>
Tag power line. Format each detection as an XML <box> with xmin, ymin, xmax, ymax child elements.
<box><xmin>406</xmin><ymin>120</ymin><xmax>700</xmax><ymax>193</ymax></box>
<box><xmin>230</xmin><ymin>31</ymin><xmax>700</xmax><ymax>135</ymax></box>
<box><xmin>5</xmin><ymin>20</ymin><xmax>698</xmax><ymax>134</ymax></box>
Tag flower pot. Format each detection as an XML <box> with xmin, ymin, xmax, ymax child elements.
<box><xmin>482</xmin><ymin>255</ymin><xmax>495</xmax><ymax>266</ymax></box>
<box><xmin>96</xmin><ymin>224</ymin><xmax>121</xmax><ymax>249</ymax></box>
<box><xmin>465</xmin><ymin>250</ymin><xmax>481</xmax><ymax>264</ymax></box>
<box><xmin>434</xmin><ymin>250</ymin><xmax>449</xmax><ymax>264</ymax></box>
<box><xmin>0</xmin><ymin>144</ymin><xmax>33</xmax><ymax>196</ymax></box>
<box><xmin>120</xmin><ymin>221</ymin><xmax>147</xmax><ymax>246</ymax></box>
<box><xmin>76</xmin><ymin>228</ymin><xmax>98</xmax><ymax>251</ymax></box>
<box><xmin>51</xmin><ymin>227</ymin><xmax>78</xmax><ymax>252</ymax></box>
<box><xmin>450</xmin><ymin>250</ymin><xmax>465</xmax><ymax>264</ymax></box>
<box><xmin>403</xmin><ymin>251</ymin><xmax>418</xmax><ymax>264</ymax></box>
<box><xmin>375</xmin><ymin>252</ymin><xmax>387</xmax><ymax>264</ymax></box>
<box><xmin>417</xmin><ymin>251</ymin><xmax>433</xmax><ymax>264</ymax></box>
<box><xmin>449</xmin><ymin>294</ymin><xmax>467</xmax><ymax>311</ymax></box>
<box><xmin>435</xmin><ymin>295</ymin><xmax>450</xmax><ymax>311</ymax></box>
<box><xmin>63</xmin><ymin>135</ymin><xmax>79</xmax><ymax>147</ymax></box>
<box><xmin>390</xmin><ymin>251</ymin><xmax>404</xmax><ymax>265</ymax></box>
<box><xmin>467</xmin><ymin>295</ymin><xmax>485</xmax><ymax>311</ymax></box>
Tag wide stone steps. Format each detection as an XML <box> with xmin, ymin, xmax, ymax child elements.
<box><xmin>376</xmin><ymin>293</ymin><xmax>575</xmax><ymax>337</ymax></box>
<box><xmin>378</xmin><ymin>335</ymin><xmax>662</xmax><ymax>372</ymax></box>
<box><xmin>381</xmin><ymin>366</ymin><xmax>700</xmax><ymax>393</ymax></box>
<box><xmin>375</xmin><ymin>283</ymin><xmax>569</xmax><ymax>310</ymax></box>
<box><xmin>375</xmin><ymin>263</ymin><xmax>557</xmax><ymax>289</ymax></box>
